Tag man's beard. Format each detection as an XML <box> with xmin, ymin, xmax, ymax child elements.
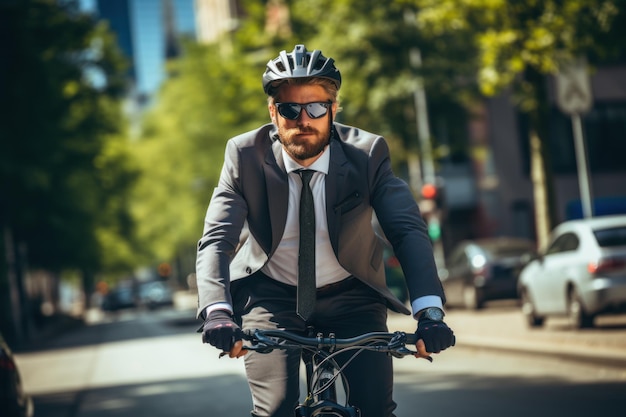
<box><xmin>278</xmin><ymin>125</ymin><xmax>330</xmax><ymax>162</ymax></box>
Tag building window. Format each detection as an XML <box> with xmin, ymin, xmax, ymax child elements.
<box><xmin>518</xmin><ymin>101</ymin><xmax>626</xmax><ymax>176</ymax></box>
<box><xmin>585</xmin><ymin>102</ymin><xmax>626</xmax><ymax>172</ymax></box>
<box><xmin>550</xmin><ymin>101</ymin><xmax>626</xmax><ymax>174</ymax></box>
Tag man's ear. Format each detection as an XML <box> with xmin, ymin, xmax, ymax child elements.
<box><xmin>268</xmin><ymin>103</ymin><xmax>277</xmax><ymax>124</ymax></box>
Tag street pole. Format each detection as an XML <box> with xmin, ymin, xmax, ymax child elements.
<box><xmin>404</xmin><ymin>10</ymin><xmax>444</xmax><ymax>270</ymax></box>
<box><xmin>571</xmin><ymin>113</ymin><xmax>594</xmax><ymax>218</ymax></box>
<box><xmin>410</xmin><ymin>48</ymin><xmax>435</xmax><ymax>185</ymax></box>
<box><xmin>409</xmin><ymin>46</ymin><xmax>444</xmax><ymax>268</ymax></box>
<box><xmin>404</xmin><ymin>10</ymin><xmax>435</xmax><ymax>187</ymax></box>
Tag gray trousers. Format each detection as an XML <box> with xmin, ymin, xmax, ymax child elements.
<box><xmin>232</xmin><ymin>272</ymin><xmax>397</xmax><ymax>417</ymax></box>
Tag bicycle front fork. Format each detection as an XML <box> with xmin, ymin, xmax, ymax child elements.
<box><xmin>298</xmin><ymin>347</ymin><xmax>360</xmax><ymax>416</ymax></box>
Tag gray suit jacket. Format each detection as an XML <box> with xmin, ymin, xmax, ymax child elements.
<box><xmin>196</xmin><ymin>122</ymin><xmax>444</xmax><ymax>317</ymax></box>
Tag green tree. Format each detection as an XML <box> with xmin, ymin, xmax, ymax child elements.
<box><xmin>0</xmin><ymin>0</ymin><xmax>136</xmax><ymax>342</ymax></box>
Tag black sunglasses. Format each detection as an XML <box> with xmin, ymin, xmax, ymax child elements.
<box><xmin>275</xmin><ymin>101</ymin><xmax>332</xmax><ymax>120</ymax></box>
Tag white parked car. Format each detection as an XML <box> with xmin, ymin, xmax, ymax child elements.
<box><xmin>518</xmin><ymin>215</ymin><xmax>626</xmax><ymax>329</ymax></box>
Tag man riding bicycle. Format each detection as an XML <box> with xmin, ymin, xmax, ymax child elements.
<box><xmin>196</xmin><ymin>44</ymin><xmax>455</xmax><ymax>417</ymax></box>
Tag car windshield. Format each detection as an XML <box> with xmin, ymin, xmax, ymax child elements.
<box><xmin>594</xmin><ymin>226</ymin><xmax>626</xmax><ymax>247</ymax></box>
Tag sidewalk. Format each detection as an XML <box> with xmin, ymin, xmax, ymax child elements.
<box><xmin>387</xmin><ymin>306</ymin><xmax>626</xmax><ymax>367</ymax></box>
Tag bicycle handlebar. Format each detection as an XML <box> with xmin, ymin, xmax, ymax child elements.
<box><xmin>242</xmin><ymin>329</ymin><xmax>430</xmax><ymax>361</ymax></box>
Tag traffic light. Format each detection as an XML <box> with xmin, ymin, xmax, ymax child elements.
<box><xmin>421</xmin><ymin>183</ymin><xmax>438</xmax><ymax>200</ymax></box>
<box><xmin>419</xmin><ymin>180</ymin><xmax>445</xmax><ymax>213</ymax></box>
<box><xmin>427</xmin><ymin>216</ymin><xmax>441</xmax><ymax>241</ymax></box>
<box><xmin>419</xmin><ymin>180</ymin><xmax>445</xmax><ymax>242</ymax></box>
<box><xmin>421</xmin><ymin>181</ymin><xmax>445</xmax><ymax>204</ymax></box>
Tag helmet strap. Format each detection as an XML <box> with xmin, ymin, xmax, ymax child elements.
<box><xmin>328</xmin><ymin>106</ymin><xmax>335</xmax><ymax>142</ymax></box>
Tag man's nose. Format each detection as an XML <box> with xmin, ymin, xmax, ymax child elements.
<box><xmin>297</xmin><ymin>109</ymin><xmax>311</xmax><ymax>120</ymax></box>
<box><xmin>295</xmin><ymin>110</ymin><xmax>312</xmax><ymax>125</ymax></box>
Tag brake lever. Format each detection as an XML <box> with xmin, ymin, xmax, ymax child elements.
<box><xmin>390</xmin><ymin>346</ymin><xmax>433</xmax><ymax>362</ymax></box>
<box><xmin>242</xmin><ymin>343</ymin><xmax>275</xmax><ymax>354</ymax></box>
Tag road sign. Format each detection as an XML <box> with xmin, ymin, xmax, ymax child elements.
<box><xmin>555</xmin><ymin>58</ymin><xmax>595</xmax><ymax>218</ymax></box>
<box><xmin>555</xmin><ymin>59</ymin><xmax>593</xmax><ymax>115</ymax></box>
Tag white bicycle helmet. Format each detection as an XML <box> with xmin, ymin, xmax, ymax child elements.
<box><xmin>262</xmin><ymin>44</ymin><xmax>342</xmax><ymax>95</ymax></box>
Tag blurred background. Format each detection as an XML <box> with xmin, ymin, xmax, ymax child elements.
<box><xmin>2</xmin><ymin>0</ymin><xmax>626</xmax><ymax>348</ymax></box>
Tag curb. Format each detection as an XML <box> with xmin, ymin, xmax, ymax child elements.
<box><xmin>459</xmin><ymin>335</ymin><xmax>626</xmax><ymax>368</ymax></box>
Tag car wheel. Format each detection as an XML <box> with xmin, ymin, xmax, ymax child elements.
<box><xmin>521</xmin><ymin>289</ymin><xmax>544</xmax><ymax>327</ymax></box>
<box><xmin>568</xmin><ymin>289</ymin><xmax>594</xmax><ymax>329</ymax></box>
<box><xmin>463</xmin><ymin>285</ymin><xmax>484</xmax><ymax>310</ymax></box>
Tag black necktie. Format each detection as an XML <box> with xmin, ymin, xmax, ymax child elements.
<box><xmin>297</xmin><ymin>169</ymin><xmax>316</xmax><ymax>320</ymax></box>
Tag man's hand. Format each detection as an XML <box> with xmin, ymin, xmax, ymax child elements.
<box><xmin>415</xmin><ymin>318</ymin><xmax>455</xmax><ymax>358</ymax></box>
<box><xmin>201</xmin><ymin>310</ymin><xmax>247</xmax><ymax>358</ymax></box>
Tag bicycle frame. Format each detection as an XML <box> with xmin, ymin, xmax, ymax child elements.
<box><xmin>242</xmin><ymin>329</ymin><xmax>422</xmax><ymax>417</ymax></box>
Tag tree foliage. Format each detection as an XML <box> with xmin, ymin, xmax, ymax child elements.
<box><xmin>0</xmin><ymin>0</ymin><xmax>137</xmax><ymax>275</ymax></box>
<box><xmin>411</xmin><ymin>0</ymin><xmax>625</xmax><ymax>107</ymax></box>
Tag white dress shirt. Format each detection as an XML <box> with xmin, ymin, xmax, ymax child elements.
<box><xmin>261</xmin><ymin>146</ymin><xmax>351</xmax><ymax>287</ymax></box>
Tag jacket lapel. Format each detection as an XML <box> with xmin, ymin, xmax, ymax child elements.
<box><xmin>264</xmin><ymin>138</ymin><xmax>289</xmax><ymax>255</ymax></box>
<box><xmin>326</xmin><ymin>139</ymin><xmax>349</xmax><ymax>256</ymax></box>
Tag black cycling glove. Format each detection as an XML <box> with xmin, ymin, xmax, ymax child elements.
<box><xmin>416</xmin><ymin>318</ymin><xmax>456</xmax><ymax>353</ymax></box>
<box><xmin>201</xmin><ymin>310</ymin><xmax>243</xmax><ymax>352</ymax></box>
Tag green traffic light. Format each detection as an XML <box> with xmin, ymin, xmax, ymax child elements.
<box><xmin>428</xmin><ymin>220</ymin><xmax>441</xmax><ymax>241</ymax></box>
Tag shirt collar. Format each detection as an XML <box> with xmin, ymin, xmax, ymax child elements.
<box><xmin>282</xmin><ymin>145</ymin><xmax>330</xmax><ymax>175</ymax></box>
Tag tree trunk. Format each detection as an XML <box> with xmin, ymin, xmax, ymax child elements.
<box><xmin>525</xmin><ymin>68</ymin><xmax>559</xmax><ymax>249</ymax></box>
<box><xmin>530</xmin><ymin>129</ymin><xmax>551</xmax><ymax>249</ymax></box>
<box><xmin>2</xmin><ymin>226</ymin><xmax>25</xmax><ymax>344</ymax></box>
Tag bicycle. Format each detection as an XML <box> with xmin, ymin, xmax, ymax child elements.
<box><xmin>241</xmin><ymin>328</ymin><xmax>432</xmax><ymax>417</ymax></box>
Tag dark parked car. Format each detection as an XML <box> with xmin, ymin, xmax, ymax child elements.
<box><xmin>102</xmin><ymin>280</ymin><xmax>174</xmax><ymax>312</ymax></box>
<box><xmin>102</xmin><ymin>285</ymin><xmax>137</xmax><ymax>312</ymax></box>
<box><xmin>137</xmin><ymin>280</ymin><xmax>174</xmax><ymax>310</ymax></box>
<box><xmin>441</xmin><ymin>237</ymin><xmax>536</xmax><ymax>309</ymax></box>
<box><xmin>0</xmin><ymin>332</ymin><xmax>34</xmax><ymax>417</ymax></box>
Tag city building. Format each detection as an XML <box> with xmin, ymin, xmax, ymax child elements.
<box><xmin>82</xmin><ymin>0</ymin><xmax>196</xmax><ymax>104</ymax></box>
<box><xmin>195</xmin><ymin>0</ymin><xmax>241</xmax><ymax>44</ymax></box>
